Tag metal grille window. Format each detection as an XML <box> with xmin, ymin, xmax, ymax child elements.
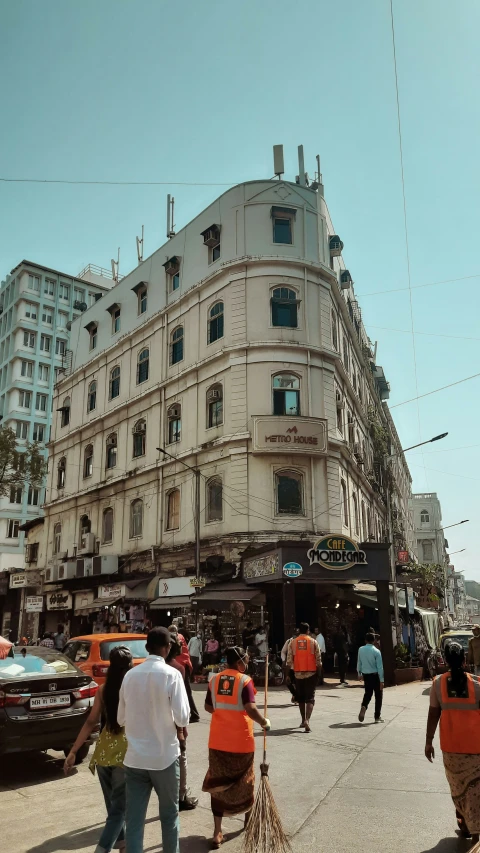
<box><xmin>207</xmin><ymin>384</ymin><xmax>223</xmax><ymax>428</ymax></box>
<box><xmin>167</xmin><ymin>404</ymin><xmax>181</xmax><ymax>443</ymax></box>
<box><xmin>83</xmin><ymin>444</ymin><xmax>93</xmax><ymax>478</ymax></box>
<box><xmin>271</xmin><ymin>288</ymin><xmax>298</xmax><ymax>328</ymax></box>
<box><xmin>106</xmin><ymin>434</ymin><xmax>117</xmax><ymax>469</ymax></box>
<box><xmin>170</xmin><ymin>327</ymin><xmax>184</xmax><ymax>365</ymax></box>
<box><xmin>130</xmin><ymin>499</ymin><xmax>143</xmax><ymax>538</ymax></box>
<box><xmin>166</xmin><ymin>489</ymin><xmax>180</xmax><ymax>530</ymax></box>
<box><xmin>206</xmin><ymin>478</ymin><xmax>223</xmax><ymax>522</ymax></box>
<box><xmin>109</xmin><ymin>366</ymin><xmax>120</xmax><ymax>400</ymax></box>
<box><xmin>87</xmin><ymin>381</ymin><xmax>97</xmax><ymax>413</ymax></box>
<box><xmin>133</xmin><ymin>420</ymin><xmax>146</xmax><ymax>458</ymax></box>
<box><xmin>137</xmin><ymin>348</ymin><xmax>149</xmax><ymax>383</ymax></box>
<box><xmin>275</xmin><ymin>470</ymin><xmax>303</xmax><ymax>515</ymax></box>
<box><xmin>208</xmin><ymin>302</ymin><xmax>224</xmax><ymax>344</ymax></box>
<box><xmin>102</xmin><ymin>508</ymin><xmax>113</xmax><ymax>543</ymax></box>
<box><xmin>272</xmin><ymin>373</ymin><xmax>300</xmax><ymax>416</ymax></box>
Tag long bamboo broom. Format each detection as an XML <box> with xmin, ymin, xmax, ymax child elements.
<box><xmin>243</xmin><ymin>654</ymin><xmax>291</xmax><ymax>853</ymax></box>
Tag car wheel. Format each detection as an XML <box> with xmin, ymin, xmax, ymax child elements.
<box><xmin>64</xmin><ymin>743</ymin><xmax>89</xmax><ymax>764</ymax></box>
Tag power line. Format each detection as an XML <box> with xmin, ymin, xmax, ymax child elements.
<box><xmin>0</xmin><ymin>177</ymin><xmax>236</xmax><ymax>187</ymax></box>
<box><xmin>367</xmin><ymin>324</ymin><xmax>480</xmax><ymax>343</ymax></box>
<box><xmin>357</xmin><ymin>273</ymin><xmax>480</xmax><ymax>298</ymax></box>
<box><xmin>390</xmin><ymin>371</ymin><xmax>480</xmax><ymax>408</ymax></box>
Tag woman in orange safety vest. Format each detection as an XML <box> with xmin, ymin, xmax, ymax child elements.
<box><xmin>426</xmin><ymin>641</ymin><xmax>480</xmax><ymax>846</ymax></box>
<box><xmin>202</xmin><ymin>646</ymin><xmax>271</xmax><ymax>849</ymax></box>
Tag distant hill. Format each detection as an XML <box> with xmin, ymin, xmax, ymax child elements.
<box><xmin>466</xmin><ymin>580</ymin><xmax>480</xmax><ymax>599</ymax></box>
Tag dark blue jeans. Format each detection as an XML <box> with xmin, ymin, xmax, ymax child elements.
<box><xmin>96</xmin><ymin>765</ymin><xmax>126</xmax><ymax>853</ymax></box>
<box><xmin>125</xmin><ymin>760</ymin><xmax>180</xmax><ymax>853</ymax></box>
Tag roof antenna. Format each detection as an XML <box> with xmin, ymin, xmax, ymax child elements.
<box><xmin>111</xmin><ymin>248</ymin><xmax>120</xmax><ymax>283</ymax></box>
<box><xmin>296</xmin><ymin>145</ymin><xmax>306</xmax><ymax>186</ymax></box>
<box><xmin>136</xmin><ymin>225</ymin><xmax>144</xmax><ymax>263</ymax></box>
<box><xmin>167</xmin><ymin>195</ymin><xmax>176</xmax><ymax>239</ymax></box>
<box><xmin>273</xmin><ymin>145</ymin><xmax>284</xmax><ymax>180</ymax></box>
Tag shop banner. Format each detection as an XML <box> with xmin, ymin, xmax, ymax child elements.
<box><xmin>244</xmin><ymin>553</ymin><xmax>279</xmax><ymax>580</ymax></box>
<box><xmin>99</xmin><ymin>584</ymin><xmax>125</xmax><ymax>600</ymax></box>
<box><xmin>156</xmin><ymin>577</ymin><xmax>193</xmax><ymax>598</ymax></box>
<box><xmin>10</xmin><ymin>573</ymin><xmax>27</xmax><ymax>588</ymax></box>
<box><xmin>47</xmin><ymin>591</ymin><xmax>72</xmax><ymax>610</ymax></box>
<box><xmin>26</xmin><ymin>596</ymin><xmax>44</xmax><ymax>613</ymax></box>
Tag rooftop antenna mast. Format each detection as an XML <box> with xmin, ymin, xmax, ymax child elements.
<box><xmin>111</xmin><ymin>247</ymin><xmax>120</xmax><ymax>283</ymax></box>
<box><xmin>273</xmin><ymin>144</ymin><xmax>284</xmax><ymax>180</ymax></box>
<box><xmin>166</xmin><ymin>194</ymin><xmax>176</xmax><ymax>239</ymax></box>
<box><xmin>136</xmin><ymin>225</ymin><xmax>144</xmax><ymax>264</ymax></box>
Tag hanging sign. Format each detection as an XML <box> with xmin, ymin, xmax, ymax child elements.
<box><xmin>99</xmin><ymin>584</ymin><xmax>125</xmax><ymax>600</ymax></box>
<box><xmin>307</xmin><ymin>536</ymin><xmax>367</xmax><ymax>570</ymax></box>
<box><xmin>397</xmin><ymin>550</ymin><xmax>409</xmax><ymax>564</ymax></box>
<box><xmin>10</xmin><ymin>573</ymin><xmax>27</xmax><ymax>588</ymax></box>
<box><xmin>47</xmin><ymin>591</ymin><xmax>72</xmax><ymax>610</ymax></box>
<box><xmin>189</xmin><ymin>577</ymin><xmax>207</xmax><ymax>588</ymax></box>
<box><xmin>26</xmin><ymin>596</ymin><xmax>44</xmax><ymax>613</ymax></box>
<box><xmin>283</xmin><ymin>562</ymin><xmax>303</xmax><ymax>579</ymax></box>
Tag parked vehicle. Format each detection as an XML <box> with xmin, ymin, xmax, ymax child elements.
<box><xmin>439</xmin><ymin>628</ymin><xmax>473</xmax><ymax>653</ymax></box>
<box><xmin>0</xmin><ymin>647</ymin><xmax>97</xmax><ymax>762</ymax></box>
<box><xmin>63</xmin><ymin>634</ymin><xmax>147</xmax><ymax>685</ymax></box>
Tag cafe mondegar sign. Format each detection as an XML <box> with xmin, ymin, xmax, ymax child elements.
<box><xmin>307</xmin><ymin>536</ymin><xmax>368</xmax><ymax>570</ymax></box>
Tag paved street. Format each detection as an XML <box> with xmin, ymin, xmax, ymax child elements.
<box><xmin>0</xmin><ymin>680</ymin><xmax>466</xmax><ymax>853</ymax></box>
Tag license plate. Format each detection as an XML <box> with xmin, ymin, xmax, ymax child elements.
<box><xmin>30</xmin><ymin>694</ymin><xmax>71</xmax><ymax>710</ymax></box>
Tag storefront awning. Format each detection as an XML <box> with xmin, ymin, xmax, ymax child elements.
<box><xmin>74</xmin><ymin>596</ymin><xmax>122</xmax><ymax>615</ymax></box>
<box><xmin>150</xmin><ymin>596</ymin><xmax>194</xmax><ymax>610</ymax></box>
<box><xmin>191</xmin><ymin>584</ymin><xmax>266</xmax><ymax>609</ymax></box>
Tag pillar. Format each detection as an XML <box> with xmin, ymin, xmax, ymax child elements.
<box><xmin>376</xmin><ymin>580</ymin><xmax>396</xmax><ymax>686</ymax></box>
<box><xmin>283</xmin><ymin>581</ymin><xmax>296</xmax><ymax>641</ymax></box>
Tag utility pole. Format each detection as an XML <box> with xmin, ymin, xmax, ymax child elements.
<box><xmin>157</xmin><ymin>447</ymin><xmax>201</xmax><ymax>581</ymax></box>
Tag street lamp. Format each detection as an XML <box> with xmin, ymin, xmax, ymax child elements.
<box><xmin>448</xmin><ymin>549</ymin><xmax>466</xmax><ymax>557</ymax></box>
<box><xmin>437</xmin><ymin>520</ymin><xmax>469</xmax><ymax>532</ymax></box>
<box><xmin>396</xmin><ymin>432</ymin><xmax>449</xmax><ymax>455</ymax></box>
<box><xmin>157</xmin><ymin>446</ymin><xmax>201</xmax><ymax>583</ymax></box>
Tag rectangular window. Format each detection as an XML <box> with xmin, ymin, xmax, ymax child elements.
<box><xmin>35</xmin><ymin>393</ymin><xmax>47</xmax><ymax>412</ymax></box>
<box><xmin>273</xmin><ymin>216</ymin><xmax>293</xmax><ymax>245</ymax></box>
<box><xmin>112</xmin><ymin>309</ymin><xmax>121</xmax><ymax>334</ymax></box>
<box><xmin>172</xmin><ymin>272</ymin><xmax>180</xmax><ymax>291</ymax></box>
<box><xmin>55</xmin><ymin>339</ymin><xmax>66</xmax><ymax>356</ymax></box>
<box><xmin>90</xmin><ymin>327</ymin><xmax>97</xmax><ymax>350</ymax></box>
<box><xmin>16</xmin><ymin>421</ymin><xmax>28</xmax><ymax>440</ymax></box>
<box><xmin>42</xmin><ymin>308</ymin><xmax>53</xmax><ymax>326</ymax></box>
<box><xmin>7</xmin><ymin>520</ymin><xmax>19</xmax><ymax>538</ymax></box>
<box><xmin>23</xmin><ymin>332</ymin><xmax>35</xmax><ymax>348</ymax></box>
<box><xmin>10</xmin><ymin>487</ymin><xmax>22</xmax><ymax>504</ymax></box>
<box><xmin>88</xmin><ymin>292</ymin><xmax>97</xmax><ymax>307</ymax></box>
<box><xmin>27</xmin><ymin>487</ymin><xmax>40</xmax><ymax>506</ymax></box>
<box><xmin>33</xmin><ymin>423</ymin><xmax>45</xmax><ymax>442</ymax></box>
<box><xmin>57</xmin><ymin>312</ymin><xmax>68</xmax><ymax>329</ymax></box>
<box><xmin>40</xmin><ymin>334</ymin><xmax>51</xmax><ymax>353</ymax></box>
<box><xmin>44</xmin><ymin>278</ymin><xmax>55</xmax><ymax>297</ymax></box>
<box><xmin>38</xmin><ymin>363</ymin><xmax>49</xmax><ymax>382</ymax></box>
<box><xmin>74</xmin><ymin>287</ymin><xmax>85</xmax><ymax>303</ymax></box>
<box><xmin>59</xmin><ymin>283</ymin><xmax>70</xmax><ymax>301</ymax></box>
<box><xmin>25</xmin><ymin>303</ymin><xmax>37</xmax><ymax>321</ymax></box>
<box><xmin>211</xmin><ymin>244</ymin><xmax>221</xmax><ymax>263</ymax></box>
<box><xmin>273</xmin><ymin>388</ymin><xmax>299</xmax><ymax>416</ymax></box>
<box><xmin>19</xmin><ymin>390</ymin><xmax>31</xmax><ymax>408</ymax></box>
<box><xmin>28</xmin><ymin>275</ymin><xmax>40</xmax><ymax>292</ymax></box>
<box><xmin>21</xmin><ymin>360</ymin><xmax>33</xmax><ymax>378</ymax></box>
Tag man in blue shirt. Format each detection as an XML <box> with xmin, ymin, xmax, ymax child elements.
<box><xmin>357</xmin><ymin>633</ymin><xmax>384</xmax><ymax>723</ymax></box>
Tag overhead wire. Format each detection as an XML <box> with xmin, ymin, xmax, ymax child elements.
<box><xmin>389</xmin><ymin>371</ymin><xmax>480</xmax><ymax>408</ymax></box>
<box><xmin>0</xmin><ymin>177</ymin><xmax>236</xmax><ymax>187</ymax></box>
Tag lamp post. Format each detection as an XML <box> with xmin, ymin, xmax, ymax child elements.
<box><xmin>448</xmin><ymin>549</ymin><xmax>466</xmax><ymax>557</ymax></box>
<box><xmin>157</xmin><ymin>447</ymin><xmax>201</xmax><ymax>583</ymax></box>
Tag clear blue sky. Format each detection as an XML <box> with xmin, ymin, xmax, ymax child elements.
<box><xmin>1</xmin><ymin>0</ymin><xmax>479</xmax><ymax>579</ymax></box>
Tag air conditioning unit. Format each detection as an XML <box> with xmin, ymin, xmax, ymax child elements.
<box><xmin>201</xmin><ymin>225</ymin><xmax>221</xmax><ymax>248</ymax></box>
<box><xmin>44</xmin><ymin>565</ymin><xmax>58</xmax><ymax>583</ymax></box>
<box><xmin>56</xmin><ymin>551</ymin><xmax>68</xmax><ymax>561</ymax></box>
<box><xmin>76</xmin><ymin>557</ymin><xmax>93</xmax><ymax>578</ymax></box>
<box><xmin>57</xmin><ymin>561</ymin><xmax>77</xmax><ymax>580</ymax></box>
<box><xmin>353</xmin><ymin>443</ymin><xmax>364</xmax><ymax>464</ymax></box>
<box><xmin>78</xmin><ymin>532</ymin><xmax>96</xmax><ymax>556</ymax></box>
<box><xmin>92</xmin><ymin>555</ymin><xmax>118</xmax><ymax>576</ymax></box>
<box><xmin>169</xmin><ymin>405</ymin><xmax>181</xmax><ymax>418</ymax></box>
<box><xmin>163</xmin><ymin>256</ymin><xmax>180</xmax><ymax>275</ymax></box>
<box><xmin>329</xmin><ymin>235</ymin><xmax>344</xmax><ymax>257</ymax></box>
<box><xmin>132</xmin><ymin>422</ymin><xmax>146</xmax><ymax>434</ymax></box>
<box><xmin>106</xmin><ymin>435</ymin><xmax>116</xmax><ymax>447</ymax></box>
<box><xmin>207</xmin><ymin>389</ymin><xmax>221</xmax><ymax>401</ymax></box>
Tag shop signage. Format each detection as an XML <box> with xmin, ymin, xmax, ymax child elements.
<box><xmin>252</xmin><ymin>417</ymin><xmax>328</xmax><ymax>455</ymax></box>
<box><xmin>397</xmin><ymin>550</ymin><xmax>409</xmax><ymax>564</ymax></box>
<box><xmin>156</xmin><ymin>577</ymin><xmax>193</xmax><ymax>598</ymax></box>
<box><xmin>10</xmin><ymin>573</ymin><xmax>27</xmax><ymax>588</ymax></box>
<box><xmin>307</xmin><ymin>536</ymin><xmax>367</xmax><ymax>570</ymax></box>
<box><xmin>47</xmin><ymin>591</ymin><xmax>72</xmax><ymax>610</ymax></box>
<box><xmin>25</xmin><ymin>596</ymin><xmax>44</xmax><ymax>613</ymax></box>
<box><xmin>244</xmin><ymin>553</ymin><xmax>278</xmax><ymax>579</ymax></box>
<box><xmin>189</xmin><ymin>577</ymin><xmax>207</xmax><ymax>588</ymax></box>
<box><xmin>99</xmin><ymin>584</ymin><xmax>125</xmax><ymax>599</ymax></box>
<box><xmin>74</xmin><ymin>591</ymin><xmax>95</xmax><ymax>610</ymax></box>
<box><xmin>283</xmin><ymin>562</ymin><xmax>303</xmax><ymax>579</ymax></box>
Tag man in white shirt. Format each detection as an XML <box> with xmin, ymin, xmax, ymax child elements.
<box><xmin>255</xmin><ymin>627</ymin><xmax>268</xmax><ymax>658</ymax></box>
<box><xmin>118</xmin><ymin>627</ymin><xmax>189</xmax><ymax>853</ymax></box>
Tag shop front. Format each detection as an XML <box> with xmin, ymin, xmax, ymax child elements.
<box><xmin>45</xmin><ymin>589</ymin><xmax>73</xmax><ymax>635</ymax></box>
<box><xmin>72</xmin><ymin>580</ymin><xmax>152</xmax><ymax>635</ymax></box>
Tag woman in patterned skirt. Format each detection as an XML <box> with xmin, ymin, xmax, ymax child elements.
<box><xmin>425</xmin><ymin>641</ymin><xmax>480</xmax><ymax>848</ymax></box>
<box><xmin>64</xmin><ymin>646</ymin><xmax>133</xmax><ymax>853</ymax></box>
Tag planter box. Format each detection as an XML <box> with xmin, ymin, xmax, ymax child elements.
<box><xmin>394</xmin><ymin>666</ymin><xmax>424</xmax><ymax>685</ymax></box>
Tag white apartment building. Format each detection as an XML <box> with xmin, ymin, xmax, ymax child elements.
<box><xmin>40</xmin><ymin>147</ymin><xmax>412</xmax><ymax>641</ymax></box>
<box><xmin>410</xmin><ymin>493</ymin><xmax>448</xmax><ymax>566</ymax></box>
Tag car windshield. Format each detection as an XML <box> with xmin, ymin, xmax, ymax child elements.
<box><xmin>441</xmin><ymin>634</ymin><xmax>471</xmax><ymax>651</ymax></box>
<box><xmin>0</xmin><ymin>650</ymin><xmax>78</xmax><ymax>678</ymax></box>
<box><xmin>63</xmin><ymin>641</ymin><xmax>91</xmax><ymax>663</ymax></box>
<box><xmin>100</xmin><ymin>639</ymin><xmax>147</xmax><ymax>661</ymax></box>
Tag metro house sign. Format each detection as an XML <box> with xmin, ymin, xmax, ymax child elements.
<box><xmin>307</xmin><ymin>536</ymin><xmax>368</xmax><ymax>570</ymax></box>
<box><xmin>252</xmin><ymin>416</ymin><xmax>327</xmax><ymax>455</ymax></box>
<box><xmin>265</xmin><ymin>426</ymin><xmax>318</xmax><ymax>446</ymax></box>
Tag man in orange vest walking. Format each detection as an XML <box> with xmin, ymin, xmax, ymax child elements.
<box><xmin>287</xmin><ymin>622</ymin><xmax>322</xmax><ymax>732</ymax></box>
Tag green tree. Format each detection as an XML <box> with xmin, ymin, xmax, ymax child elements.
<box><xmin>401</xmin><ymin>562</ymin><xmax>445</xmax><ymax>603</ymax></box>
<box><xmin>0</xmin><ymin>426</ymin><xmax>47</xmax><ymax>497</ymax></box>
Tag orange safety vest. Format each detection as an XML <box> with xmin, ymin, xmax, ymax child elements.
<box><xmin>208</xmin><ymin>669</ymin><xmax>255</xmax><ymax>754</ymax></box>
<box><xmin>291</xmin><ymin>635</ymin><xmax>317</xmax><ymax>673</ymax></box>
<box><xmin>435</xmin><ymin>672</ymin><xmax>480</xmax><ymax>754</ymax></box>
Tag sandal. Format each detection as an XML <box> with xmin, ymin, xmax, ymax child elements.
<box><xmin>211</xmin><ymin>833</ymin><xmax>223</xmax><ymax>849</ymax></box>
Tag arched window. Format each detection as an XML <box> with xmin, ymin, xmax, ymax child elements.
<box><xmin>208</xmin><ymin>302</ymin><xmax>224</xmax><ymax>344</ymax></box>
<box><xmin>331</xmin><ymin>310</ymin><xmax>338</xmax><ymax>351</ymax></box>
<box><xmin>138</xmin><ymin>285</ymin><xmax>147</xmax><ymax>315</ymax></box>
<box><xmin>106</xmin><ymin>434</ymin><xmax>117</xmax><ymax>469</ymax></box>
<box><xmin>130</xmin><ymin>499</ymin><xmax>144</xmax><ymax>538</ymax></box>
<box><xmin>420</xmin><ymin>509</ymin><xmax>430</xmax><ymax>523</ymax></box>
<box><xmin>109</xmin><ymin>366</ymin><xmax>120</xmax><ymax>400</ymax></box>
<box><xmin>352</xmin><ymin>493</ymin><xmax>359</xmax><ymax>534</ymax></box>
<box><xmin>273</xmin><ymin>373</ymin><xmax>300</xmax><ymax>416</ymax></box>
<box><xmin>170</xmin><ymin>326</ymin><xmax>184</xmax><ymax>365</ymax></box>
<box><xmin>60</xmin><ymin>396</ymin><xmax>70</xmax><ymax>428</ymax></box>
<box><xmin>102</xmin><ymin>507</ymin><xmax>113</xmax><ymax>544</ymax></box>
<box><xmin>206</xmin><ymin>477</ymin><xmax>223</xmax><ymax>522</ymax></box>
<box><xmin>133</xmin><ymin>419</ymin><xmax>146</xmax><ymax>458</ymax></box>
<box><xmin>341</xmin><ymin>479</ymin><xmax>348</xmax><ymax>526</ymax></box>
<box><xmin>271</xmin><ymin>287</ymin><xmax>298</xmax><ymax>328</ymax></box>
<box><xmin>207</xmin><ymin>384</ymin><xmax>223</xmax><ymax>428</ymax></box>
<box><xmin>79</xmin><ymin>515</ymin><xmax>91</xmax><ymax>544</ymax></box>
<box><xmin>167</xmin><ymin>403</ymin><xmax>181</xmax><ymax>444</ymax></box>
<box><xmin>137</xmin><ymin>348</ymin><xmax>149</xmax><ymax>384</ymax></box>
<box><xmin>83</xmin><ymin>444</ymin><xmax>93</xmax><ymax>478</ymax></box>
<box><xmin>53</xmin><ymin>522</ymin><xmax>62</xmax><ymax>554</ymax></box>
<box><xmin>87</xmin><ymin>380</ymin><xmax>97</xmax><ymax>413</ymax></box>
<box><xmin>276</xmin><ymin>470</ymin><xmax>303</xmax><ymax>516</ymax></box>
<box><xmin>166</xmin><ymin>489</ymin><xmax>180</xmax><ymax>530</ymax></box>
<box><xmin>57</xmin><ymin>457</ymin><xmax>66</xmax><ymax>489</ymax></box>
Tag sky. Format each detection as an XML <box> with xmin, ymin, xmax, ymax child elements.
<box><xmin>0</xmin><ymin>0</ymin><xmax>479</xmax><ymax>579</ymax></box>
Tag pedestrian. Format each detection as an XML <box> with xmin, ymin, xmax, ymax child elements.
<box><xmin>467</xmin><ymin>625</ymin><xmax>480</xmax><ymax>675</ymax></box>
<box><xmin>333</xmin><ymin>625</ymin><xmax>349</xmax><ymax>686</ymax></box>
<box><xmin>357</xmin><ymin>632</ymin><xmax>384</xmax><ymax>723</ymax></box>
<box><xmin>287</xmin><ymin>622</ymin><xmax>322</xmax><ymax>732</ymax></box>
<box><xmin>315</xmin><ymin>627</ymin><xmax>326</xmax><ymax>685</ymax></box>
<box><xmin>169</xmin><ymin>624</ymin><xmax>200</xmax><ymax>723</ymax></box>
<box><xmin>204</xmin><ymin>631</ymin><xmax>220</xmax><ymax>666</ymax></box>
<box><xmin>64</xmin><ymin>646</ymin><xmax>133</xmax><ymax>853</ymax></box>
<box><xmin>39</xmin><ymin>632</ymin><xmax>54</xmax><ymax>649</ymax></box>
<box><xmin>165</xmin><ymin>639</ymin><xmax>199</xmax><ymax>811</ymax></box>
<box><xmin>254</xmin><ymin>624</ymin><xmax>268</xmax><ymax>659</ymax></box>
<box><xmin>202</xmin><ymin>646</ymin><xmax>271</xmax><ymax>849</ymax></box>
<box><xmin>53</xmin><ymin>624</ymin><xmax>66</xmax><ymax>651</ymax></box>
<box><xmin>118</xmin><ymin>627</ymin><xmax>189</xmax><ymax>853</ymax></box>
<box><xmin>281</xmin><ymin>628</ymin><xmax>299</xmax><ymax>704</ymax></box>
<box><xmin>425</xmin><ymin>641</ymin><xmax>480</xmax><ymax>845</ymax></box>
<box><xmin>242</xmin><ymin>621</ymin><xmax>256</xmax><ymax>653</ymax></box>
<box><xmin>187</xmin><ymin>631</ymin><xmax>203</xmax><ymax>675</ymax></box>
